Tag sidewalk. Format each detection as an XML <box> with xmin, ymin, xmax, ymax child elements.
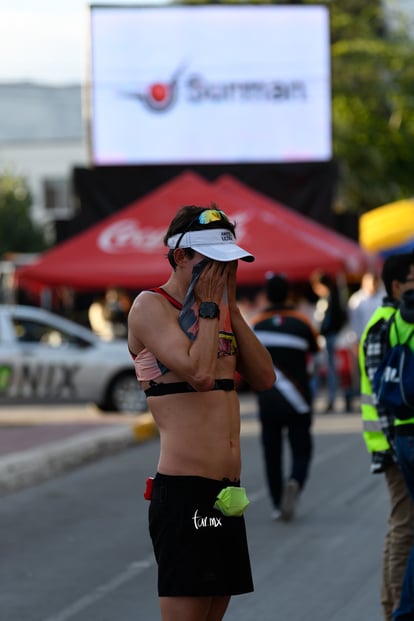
<box><xmin>0</xmin><ymin>392</ymin><xmax>360</xmax><ymax>496</ymax></box>
<box><xmin>0</xmin><ymin>396</ymin><xmax>260</xmax><ymax>494</ymax></box>
<box><xmin>0</xmin><ymin>404</ymin><xmax>158</xmax><ymax>495</ymax></box>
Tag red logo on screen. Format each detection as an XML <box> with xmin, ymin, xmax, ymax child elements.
<box><xmin>124</xmin><ymin>65</ymin><xmax>185</xmax><ymax>112</ymax></box>
<box><xmin>122</xmin><ymin>63</ymin><xmax>307</xmax><ymax>113</ymax></box>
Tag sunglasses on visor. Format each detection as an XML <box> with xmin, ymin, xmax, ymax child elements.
<box><xmin>174</xmin><ymin>209</ymin><xmax>230</xmax><ymax>250</ymax></box>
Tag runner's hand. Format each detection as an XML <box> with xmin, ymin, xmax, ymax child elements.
<box><xmin>195</xmin><ymin>260</ymin><xmax>229</xmax><ymax>305</ymax></box>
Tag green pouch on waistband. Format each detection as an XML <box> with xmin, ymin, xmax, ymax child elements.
<box><xmin>214</xmin><ymin>486</ymin><xmax>250</xmax><ymax>517</ymax></box>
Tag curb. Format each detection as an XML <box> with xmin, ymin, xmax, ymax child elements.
<box><xmin>0</xmin><ymin>416</ymin><xmax>158</xmax><ymax>495</ymax></box>
<box><xmin>132</xmin><ymin>413</ymin><xmax>159</xmax><ymax>442</ymax></box>
<box><xmin>0</xmin><ymin>398</ymin><xmax>258</xmax><ymax>496</ymax></box>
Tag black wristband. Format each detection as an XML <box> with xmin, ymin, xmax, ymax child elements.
<box><xmin>199</xmin><ymin>302</ymin><xmax>220</xmax><ymax>319</ymax></box>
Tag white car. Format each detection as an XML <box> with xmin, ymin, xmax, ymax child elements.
<box><xmin>0</xmin><ymin>305</ymin><xmax>147</xmax><ymax>413</ymax></box>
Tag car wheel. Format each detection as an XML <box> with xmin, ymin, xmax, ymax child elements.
<box><xmin>98</xmin><ymin>372</ymin><xmax>148</xmax><ymax>413</ymax></box>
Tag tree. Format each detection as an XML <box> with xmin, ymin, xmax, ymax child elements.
<box><xmin>0</xmin><ymin>172</ymin><xmax>49</xmax><ymax>257</ymax></box>
<box><xmin>330</xmin><ymin>1</ymin><xmax>414</xmax><ymax>214</ymax></box>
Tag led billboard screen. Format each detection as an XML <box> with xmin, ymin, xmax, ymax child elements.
<box><xmin>89</xmin><ymin>5</ymin><xmax>331</xmax><ymax>165</ymax></box>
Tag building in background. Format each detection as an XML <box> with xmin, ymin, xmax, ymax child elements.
<box><xmin>0</xmin><ymin>82</ymin><xmax>87</xmax><ymax>227</ymax></box>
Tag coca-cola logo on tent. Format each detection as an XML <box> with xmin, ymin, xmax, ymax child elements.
<box><xmin>98</xmin><ymin>214</ymin><xmax>250</xmax><ymax>254</ymax></box>
<box><xmin>98</xmin><ymin>220</ymin><xmax>165</xmax><ymax>254</ymax></box>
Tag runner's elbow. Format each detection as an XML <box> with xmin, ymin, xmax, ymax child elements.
<box><xmin>191</xmin><ymin>373</ymin><xmax>216</xmax><ymax>392</ymax></box>
<box><xmin>268</xmin><ymin>368</ymin><xmax>277</xmax><ymax>387</ymax></box>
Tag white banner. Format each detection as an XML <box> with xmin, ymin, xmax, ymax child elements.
<box><xmin>89</xmin><ymin>5</ymin><xmax>331</xmax><ymax>165</ymax></box>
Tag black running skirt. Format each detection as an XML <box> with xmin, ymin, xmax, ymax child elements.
<box><xmin>148</xmin><ymin>473</ymin><xmax>254</xmax><ymax>597</ymax></box>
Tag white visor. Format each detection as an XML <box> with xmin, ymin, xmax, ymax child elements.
<box><xmin>167</xmin><ymin>228</ymin><xmax>255</xmax><ymax>262</ymax></box>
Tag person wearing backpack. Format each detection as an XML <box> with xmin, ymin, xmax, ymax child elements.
<box><xmin>359</xmin><ymin>253</ymin><xmax>414</xmax><ymax>621</ymax></box>
<box><xmin>388</xmin><ymin>288</ymin><xmax>414</xmax><ymax>621</ymax></box>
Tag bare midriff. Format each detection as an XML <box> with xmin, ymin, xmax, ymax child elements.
<box><xmin>144</xmin><ymin>356</ymin><xmax>241</xmax><ymax>482</ymax></box>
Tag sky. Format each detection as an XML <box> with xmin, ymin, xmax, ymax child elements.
<box><xmin>1</xmin><ymin>0</ymin><xmax>412</xmax><ymax>85</ymax></box>
<box><xmin>0</xmin><ymin>0</ymin><xmax>164</xmax><ymax>85</ymax></box>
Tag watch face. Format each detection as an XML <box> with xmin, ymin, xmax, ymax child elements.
<box><xmin>199</xmin><ymin>302</ymin><xmax>220</xmax><ymax>318</ymax></box>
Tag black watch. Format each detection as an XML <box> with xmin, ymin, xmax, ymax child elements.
<box><xmin>199</xmin><ymin>302</ymin><xmax>220</xmax><ymax>319</ymax></box>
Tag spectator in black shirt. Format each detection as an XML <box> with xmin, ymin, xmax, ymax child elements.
<box><xmin>251</xmin><ymin>274</ymin><xmax>320</xmax><ymax>522</ymax></box>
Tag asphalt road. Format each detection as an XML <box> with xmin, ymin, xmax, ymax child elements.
<box><xmin>0</xmin><ymin>405</ymin><xmax>386</xmax><ymax>621</ymax></box>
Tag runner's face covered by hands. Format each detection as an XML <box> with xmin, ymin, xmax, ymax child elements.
<box><xmin>194</xmin><ymin>258</ymin><xmax>231</xmax><ymax>306</ymax></box>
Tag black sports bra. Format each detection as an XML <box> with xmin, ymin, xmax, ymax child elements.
<box><xmin>144</xmin><ymin>378</ymin><xmax>235</xmax><ymax>397</ymax></box>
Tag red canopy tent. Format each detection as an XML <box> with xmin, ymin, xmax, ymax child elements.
<box><xmin>17</xmin><ymin>171</ymin><xmax>371</xmax><ymax>291</ymax></box>
<box><xmin>215</xmin><ymin>175</ymin><xmax>371</xmax><ymax>279</ymax></box>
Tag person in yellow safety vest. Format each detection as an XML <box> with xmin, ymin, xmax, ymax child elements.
<box><xmin>389</xmin><ymin>288</ymin><xmax>414</xmax><ymax>621</ymax></box>
<box><xmin>359</xmin><ymin>253</ymin><xmax>414</xmax><ymax>621</ymax></box>
<box><xmin>360</xmin><ymin>304</ymin><xmax>396</xmax><ymax>458</ymax></box>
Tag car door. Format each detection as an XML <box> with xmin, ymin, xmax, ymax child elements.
<box><xmin>3</xmin><ymin>312</ymin><xmax>97</xmax><ymax>402</ymax></box>
<box><xmin>0</xmin><ymin>311</ymin><xmax>16</xmax><ymax>397</ymax></box>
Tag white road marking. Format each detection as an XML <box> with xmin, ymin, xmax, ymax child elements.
<box><xmin>41</xmin><ymin>557</ymin><xmax>154</xmax><ymax>621</ymax></box>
